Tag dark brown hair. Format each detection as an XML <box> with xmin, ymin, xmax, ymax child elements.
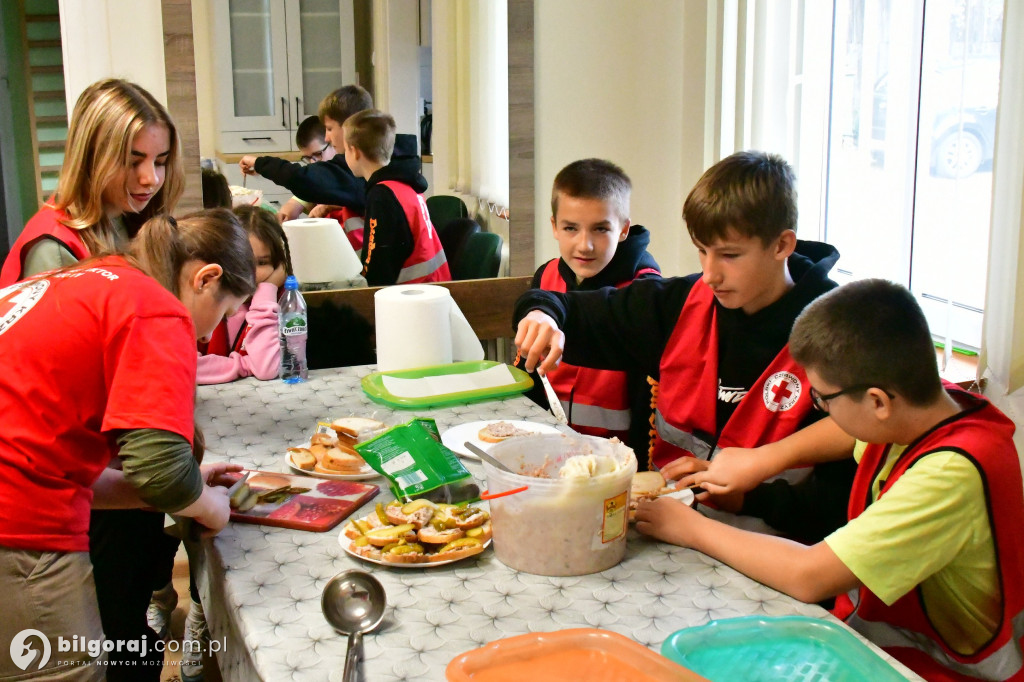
<box><xmin>551</xmin><ymin>158</ymin><xmax>631</xmax><ymax>222</ymax></box>
<box><xmin>319</xmin><ymin>84</ymin><xmax>373</xmax><ymax>125</ymax></box>
<box><xmin>296</xmin><ymin>115</ymin><xmax>327</xmax><ymax>149</ymax></box>
<box><xmin>233</xmin><ymin>205</ymin><xmax>293</xmax><ymax>276</ymax></box>
<box><xmin>683</xmin><ymin>151</ymin><xmax>797</xmax><ymax>246</ymax></box>
<box><xmin>130</xmin><ymin>209</ymin><xmax>255</xmax><ymax>299</ymax></box>
<box><xmin>343</xmin><ymin>109</ymin><xmax>396</xmax><ymax>164</ymax></box>
<box><xmin>201</xmin><ymin>168</ymin><xmax>231</xmax><ymax>209</ymax></box>
<box><xmin>789</xmin><ymin>279</ymin><xmax>943</xmax><ymax>406</ymax></box>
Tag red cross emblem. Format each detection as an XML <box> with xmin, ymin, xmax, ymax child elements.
<box><xmin>770</xmin><ymin>380</ymin><xmax>792</xmax><ymax>404</ymax></box>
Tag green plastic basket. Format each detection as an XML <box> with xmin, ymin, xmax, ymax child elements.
<box><xmin>661</xmin><ymin>616</ymin><xmax>907</xmax><ymax>682</ymax></box>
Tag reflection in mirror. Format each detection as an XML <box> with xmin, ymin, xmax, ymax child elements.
<box><xmin>167</xmin><ymin>0</ymin><xmax>528</xmax><ymax>276</ymax></box>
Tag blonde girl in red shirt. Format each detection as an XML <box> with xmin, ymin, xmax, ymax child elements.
<box><xmin>0</xmin><ymin>78</ymin><xmax>183</xmax><ymax>286</ymax></box>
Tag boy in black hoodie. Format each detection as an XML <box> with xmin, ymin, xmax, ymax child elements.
<box><xmin>525</xmin><ymin>159</ymin><xmax>660</xmax><ymax>453</ymax></box>
<box><xmin>239</xmin><ymin>85</ymin><xmax>422</xmax><ymax>216</ymax></box>
<box><xmin>515</xmin><ymin>151</ymin><xmax>855</xmax><ymax>544</ymax></box>
<box><xmin>343</xmin><ymin>109</ymin><xmax>450</xmax><ymax>285</ymax></box>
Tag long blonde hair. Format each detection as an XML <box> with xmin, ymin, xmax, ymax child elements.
<box><xmin>130</xmin><ymin>209</ymin><xmax>256</xmax><ymax>300</ymax></box>
<box><xmin>55</xmin><ymin>79</ymin><xmax>184</xmax><ymax>255</ymax></box>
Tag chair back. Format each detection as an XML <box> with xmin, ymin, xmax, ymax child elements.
<box><xmin>437</xmin><ymin>217</ymin><xmax>481</xmax><ymax>272</ymax></box>
<box><xmin>454</xmin><ymin>231</ymin><xmax>503</xmax><ymax>280</ymax></box>
<box><xmin>425</xmin><ymin>195</ymin><xmax>469</xmax><ymax>234</ymax></box>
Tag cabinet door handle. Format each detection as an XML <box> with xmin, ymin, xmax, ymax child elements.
<box><xmin>281</xmin><ymin>96</ymin><xmax>287</xmax><ymax>128</ymax></box>
<box><xmin>242</xmin><ymin>137</ymin><xmax>273</xmax><ymax>143</ymax></box>
<box><xmin>295</xmin><ymin>97</ymin><xmax>301</xmax><ymax>126</ymax></box>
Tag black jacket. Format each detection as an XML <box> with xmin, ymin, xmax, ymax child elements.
<box><xmin>514</xmin><ymin>239</ymin><xmax>856</xmax><ymax>543</ymax></box>
<box><xmin>522</xmin><ymin>225</ymin><xmax>661</xmax><ymax>452</ymax></box>
<box><xmin>360</xmin><ymin>152</ymin><xmax>430</xmax><ymax>286</ymax></box>
<box><xmin>253</xmin><ymin>133</ymin><xmax>420</xmax><ymax>210</ymax></box>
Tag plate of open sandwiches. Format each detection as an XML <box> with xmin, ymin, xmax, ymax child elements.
<box><xmin>340</xmin><ymin>499</ymin><xmax>491</xmax><ymax>567</ymax></box>
<box><xmin>440</xmin><ymin>419</ymin><xmax>563</xmax><ymax>459</ymax></box>
<box><xmin>286</xmin><ymin>417</ymin><xmax>387</xmax><ymax>481</ymax></box>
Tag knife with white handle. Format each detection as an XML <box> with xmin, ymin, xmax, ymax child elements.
<box><xmin>538</xmin><ymin>371</ymin><xmax>569</xmax><ymax>425</ymax></box>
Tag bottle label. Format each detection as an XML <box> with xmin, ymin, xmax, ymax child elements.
<box><xmin>282</xmin><ymin>315</ymin><xmax>307</xmax><ymax>336</ymax></box>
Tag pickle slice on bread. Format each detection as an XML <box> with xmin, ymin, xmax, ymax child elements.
<box><xmin>346</xmin><ymin>503</ymin><xmax>490</xmax><ymax>564</ymax></box>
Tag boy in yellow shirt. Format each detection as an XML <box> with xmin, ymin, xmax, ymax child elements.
<box><xmin>636</xmin><ymin>279</ymin><xmax>1024</xmax><ymax>680</ymax></box>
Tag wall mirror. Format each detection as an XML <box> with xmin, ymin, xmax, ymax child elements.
<box><xmin>164</xmin><ymin>0</ymin><xmax>536</xmax><ymax>279</ymax></box>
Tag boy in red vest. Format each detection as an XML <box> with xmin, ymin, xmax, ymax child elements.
<box><xmin>515</xmin><ymin>151</ymin><xmax>854</xmax><ymax>543</ymax></box>
<box><xmin>637</xmin><ymin>279</ymin><xmax>1024</xmax><ymax>681</ymax></box>
<box><xmin>525</xmin><ymin>158</ymin><xmax>660</xmax><ymax>452</ymax></box>
<box><xmin>342</xmin><ymin>109</ymin><xmax>450</xmax><ymax>285</ymax></box>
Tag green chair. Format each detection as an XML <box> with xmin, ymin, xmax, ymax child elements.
<box><xmin>425</xmin><ymin>195</ymin><xmax>469</xmax><ymax>234</ymax></box>
<box><xmin>453</xmin><ymin>231</ymin><xmax>503</xmax><ymax>280</ymax></box>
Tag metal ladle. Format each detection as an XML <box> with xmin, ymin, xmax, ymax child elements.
<box><xmin>321</xmin><ymin>570</ymin><xmax>386</xmax><ymax>682</ymax></box>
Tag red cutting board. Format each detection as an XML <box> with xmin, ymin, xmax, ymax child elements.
<box><xmin>229</xmin><ymin>470</ymin><xmax>379</xmax><ymax>532</ymax></box>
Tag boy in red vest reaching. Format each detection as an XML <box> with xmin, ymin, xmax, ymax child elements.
<box><xmin>342</xmin><ymin>109</ymin><xmax>450</xmax><ymax>285</ymax></box>
<box><xmin>525</xmin><ymin>158</ymin><xmax>660</xmax><ymax>452</ymax></box>
<box><xmin>515</xmin><ymin>151</ymin><xmax>854</xmax><ymax>543</ymax></box>
<box><xmin>638</xmin><ymin>279</ymin><xmax>1024</xmax><ymax>681</ymax></box>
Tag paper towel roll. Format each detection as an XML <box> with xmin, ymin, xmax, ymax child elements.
<box><xmin>374</xmin><ymin>285</ymin><xmax>485</xmax><ymax>371</ymax></box>
<box><xmin>282</xmin><ymin>218</ymin><xmax>363</xmax><ymax>284</ymax></box>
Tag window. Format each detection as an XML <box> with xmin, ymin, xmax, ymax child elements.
<box><xmin>718</xmin><ymin>0</ymin><xmax>1003</xmax><ymax>353</ymax></box>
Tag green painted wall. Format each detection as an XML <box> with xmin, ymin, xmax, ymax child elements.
<box><xmin>1</xmin><ymin>2</ymin><xmax>43</xmax><ymax>226</ymax></box>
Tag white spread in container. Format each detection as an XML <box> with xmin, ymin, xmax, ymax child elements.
<box><xmin>558</xmin><ymin>454</ymin><xmax>623</xmax><ymax>479</ymax></box>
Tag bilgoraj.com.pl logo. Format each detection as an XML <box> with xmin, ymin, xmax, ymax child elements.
<box><xmin>9</xmin><ymin>629</ymin><xmax>50</xmax><ymax>671</ymax></box>
<box><xmin>9</xmin><ymin>628</ymin><xmax>226</xmax><ymax>670</ymax></box>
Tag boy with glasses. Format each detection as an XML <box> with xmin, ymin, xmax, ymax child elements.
<box><xmin>638</xmin><ymin>279</ymin><xmax>1023</xmax><ymax>680</ymax></box>
<box><xmin>515</xmin><ymin>151</ymin><xmax>854</xmax><ymax>542</ymax></box>
<box><xmin>275</xmin><ymin>116</ymin><xmax>337</xmax><ymax>223</ymax></box>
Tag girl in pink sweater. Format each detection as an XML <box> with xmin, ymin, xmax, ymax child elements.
<box><xmin>197</xmin><ymin>205</ymin><xmax>292</xmax><ymax>384</ymax></box>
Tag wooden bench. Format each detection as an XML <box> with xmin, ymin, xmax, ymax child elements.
<box><xmin>303</xmin><ymin>276</ymin><xmax>533</xmax><ymax>364</ymax></box>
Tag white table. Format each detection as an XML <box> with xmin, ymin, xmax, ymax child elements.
<box><xmin>194</xmin><ymin>367</ymin><xmax>921</xmax><ymax>681</ymax></box>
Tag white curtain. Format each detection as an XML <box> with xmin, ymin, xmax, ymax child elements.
<box><xmin>432</xmin><ymin>0</ymin><xmax>509</xmax><ymax>218</ymax></box>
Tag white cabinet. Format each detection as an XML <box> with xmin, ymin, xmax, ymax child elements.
<box><xmin>211</xmin><ymin>0</ymin><xmax>356</xmax><ymax>153</ymax></box>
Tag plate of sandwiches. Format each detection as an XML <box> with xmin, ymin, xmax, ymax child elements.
<box><xmin>440</xmin><ymin>419</ymin><xmax>564</xmax><ymax>459</ymax></box>
<box><xmin>286</xmin><ymin>417</ymin><xmax>388</xmax><ymax>481</ymax></box>
<box><xmin>339</xmin><ymin>499</ymin><xmax>492</xmax><ymax>567</ymax></box>
<box><xmin>629</xmin><ymin>471</ymin><xmax>696</xmax><ymax>521</ymax></box>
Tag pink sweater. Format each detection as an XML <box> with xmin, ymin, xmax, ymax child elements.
<box><xmin>196</xmin><ymin>282</ymin><xmax>281</xmax><ymax>384</ymax></box>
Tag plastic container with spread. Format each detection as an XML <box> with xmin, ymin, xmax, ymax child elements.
<box><xmin>482</xmin><ymin>434</ymin><xmax>636</xmax><ymax>576</ymax></box>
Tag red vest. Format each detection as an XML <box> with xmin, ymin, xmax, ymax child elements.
<box><xmin>649</xmin><ymin>279</ymin><xmax>813</xmax><ymax>469</ymax></box>
<box><xmin>325</xmin><ymin>206</ymin><xmax>365</xmax><ymax>251</ymax></box>
<box><xmin>0</xmin><ymin>205</ymin><xmax>91</xmax><ymax>286</ymax></box>
<box><xmin>540</xmin><ymin>259</ymin><xmax>659</xmax><ymax>441</ymax></box>
<box><xmin>197</xmin><ymin>318</ymin><xmax>248</xmax><ymax>358</ymax></box>
<box><xmin>834</xmin><ymin>388</ymin><xmax>1024</xmax><ymax>681</ymax></box>
<box><xmin>376</xmin><ymin>181</ymin><xmax>450</xmax><ymax>283</ymax></box>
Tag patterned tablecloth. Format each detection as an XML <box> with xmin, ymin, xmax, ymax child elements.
<box><xmin>194</xmin><ymin>367</ymin><xmax>921</xmax><ymax>681</ymax></box>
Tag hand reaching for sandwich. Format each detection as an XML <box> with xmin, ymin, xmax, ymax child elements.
<box><xmin>514</xmin><ymin>310</ymin><xmax>565</xmax><ymax>373</ymax></box>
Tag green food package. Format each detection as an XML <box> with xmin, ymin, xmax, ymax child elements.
<box><xmin>355</xmin><ymin>418</ymin><xmax>480</xmax><ymax>504</ymax></box>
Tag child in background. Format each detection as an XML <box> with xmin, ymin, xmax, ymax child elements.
<box><xmin>638</xmin><ymin>279</ymin><xmax>1024</xmax><ymax>681</ymax></box>
<box><xmin>515</xmin><ymin>151</ymin><xmax>854</xmax><ymax>543</ymax></box>
<box><xmin>525</xmin><ymin>159</ymin><xmax>660</xmax><ymax>452</ymax></box>
<box><xmin>343</xmin><ymin>109</ymin><xmax>449</xmax><ymax>285</ymax></box>
<box><xmin>201</xmin><ymin>167</ymin><xmax>232</xmax><ymax>209</ymax></box>
<box><xmin>196</xmin><ymin>205</ymin><xmax>290</xmax><ymax>384</ymax></box>
<box><xmin>276</xmin><ymin>116</ymin><xmax>337</xmax><ymax>223</ymax></box>
<box><xmin>1</xmin><ymin>78</ymin><xmax>183</xmax><ymax>285</ymax></box>
<box><xmin>239</xmin><ymin>85</ymin><xmax>372</xmax><ymax>212</ymax></box>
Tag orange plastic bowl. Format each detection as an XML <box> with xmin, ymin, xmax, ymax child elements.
<box><xmin>446</xmin><ymin>628</ymin><xmax>707</xmax><ymax>682</ymax></box>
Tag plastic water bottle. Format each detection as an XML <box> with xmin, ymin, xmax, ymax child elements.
<box><xmin>278</xmin><ymin>275</ymin><xmax>308</xmax><ymax>383</ymax></box>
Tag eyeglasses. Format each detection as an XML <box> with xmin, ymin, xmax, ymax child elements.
<box><xmin>301</xmin><ymin>142</ymin><xmax>331</xmax><ymax>164</ymax></box>
<box><xmin>810</xmin><ymin>384</ymin><xmax>895</xmax><ymax>412</ymax></box>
